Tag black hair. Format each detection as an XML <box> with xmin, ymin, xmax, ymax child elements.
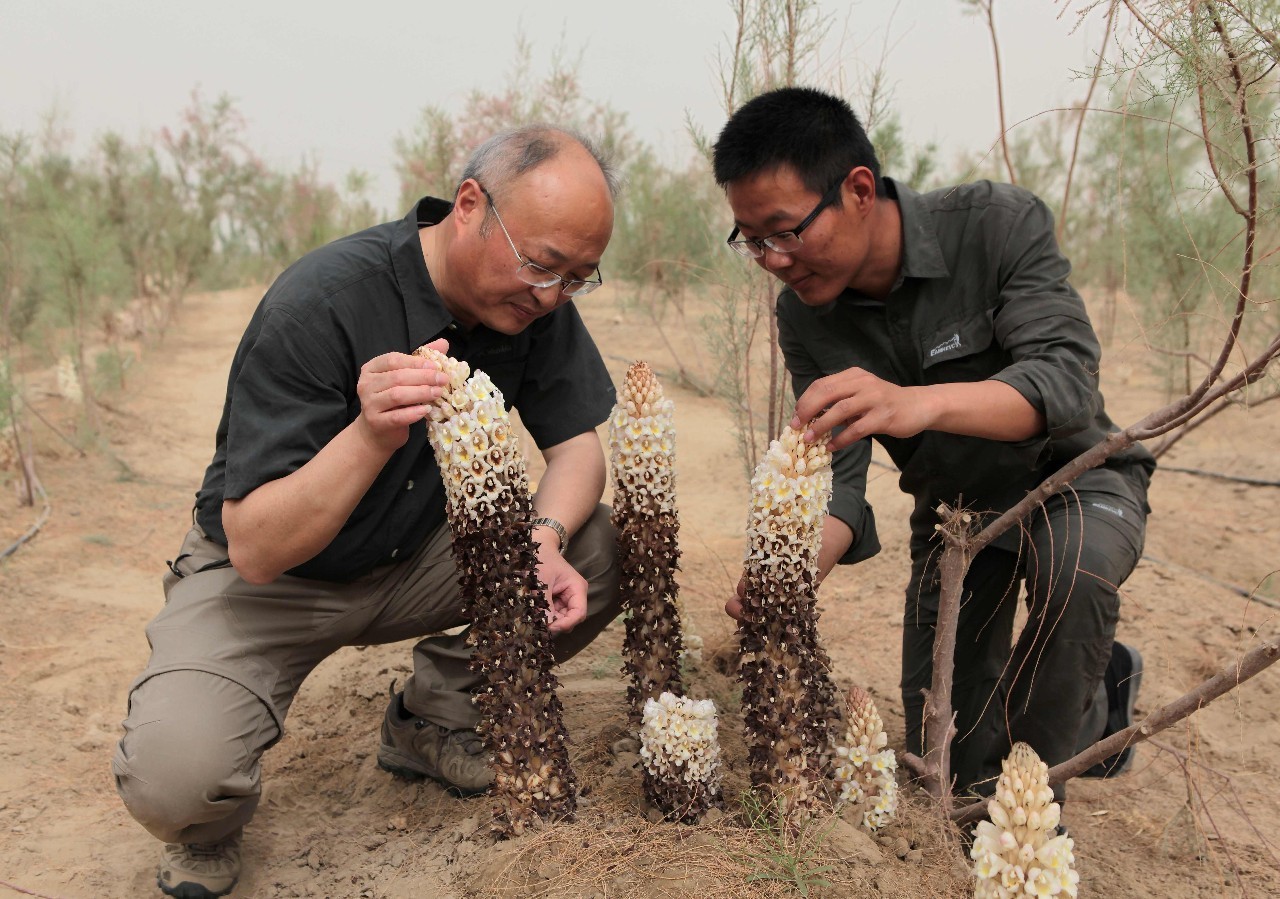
<box><xmin>712</xmin><ymin>86</ymin><xmax>884</xmax><ymax>199</ymax></box>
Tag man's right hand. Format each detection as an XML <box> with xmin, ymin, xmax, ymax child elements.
<box><xmin>355</xmin><ymin>338</ymin><xmax>450</xmax><ymax>453</ymax></box>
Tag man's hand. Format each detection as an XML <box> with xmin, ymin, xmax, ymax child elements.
<box><xmin>536</xmin><ymin>543</ymin><xmax>589</xmax><ymax>634</ymax></box>
<box><xmin>725</xmin><ymin>576</ymin><xmax>747</xmax><ymax>620</ymax></box>
<box><xmin>354</xmin><ymin>338</ymin><xmax>450</xmax><ymax>454</ymax></box>
<box><xmin>791</xmin><ymin>367</ymin><xmax>933</xmax><ymax>452</ymax></box>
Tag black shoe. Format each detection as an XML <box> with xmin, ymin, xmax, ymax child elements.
<box><xmin>1081</xmin><ymin>642</ymin><xmax>1143</xmax><ymax>778</ymax></box>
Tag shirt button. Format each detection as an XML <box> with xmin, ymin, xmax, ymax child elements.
<box><xmin>390</xmin><ymin>548</ymin><xmax>400</xmax><ymax>560</ymax></box>
<box><xmin>406</xmin><ymin>480</ymin><xmax>414</xmax><ymax>491</ymax></box>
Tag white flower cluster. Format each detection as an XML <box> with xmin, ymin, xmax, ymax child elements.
<box><xmin>419</xmin><ymin>350</ymin><xmax>527</xmax><ymax>521</ymax></box>
<box><xmin>744</xmin><ymin>427</ymin><xmax>832</xmax><ymax>575</ymax></box>
<box><xmin>972</xmin><ymin>743</ymin><xmax>1079</xmax><ymax>898</ymax></box>
<box><xmin>608</xmin><ymin>363</ymin><xmax>676</xmax><ymax>515</ymax></box>
<box><xmin>639</xmin><ymin>692</ymin><xmax>722</xmax><ymax>791</ymax></box>
<box><xmin>832</xmin><ymin>687</ymin><xmax>899</xmax><ymax>831</ymax></box>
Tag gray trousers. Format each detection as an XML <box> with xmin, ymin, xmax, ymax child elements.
<box><xmin>113</xmin><ymin>504</ymin><xmax>622</xmax><ymax>844</ymax></box>
<box><xmin>900</xmin><ymin>488</ymin><xmax>1146</xmax><ymax>799</ymax></box>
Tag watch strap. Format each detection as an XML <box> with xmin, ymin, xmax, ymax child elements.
<box><xmin>530</xmin><ymin>516</ymin><xmax>568</xmax><ymax>552</ymax></box>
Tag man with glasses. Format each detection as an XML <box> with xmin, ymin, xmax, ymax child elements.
<box><xmin>114</xmin><ymin>125</ymin><xmax>623</xmax><ymax>898</ymax></box>
<box><xmin>713</xmin><ymin>87</ymin><xmax>1154</xmax><ymax>808</ymax></box>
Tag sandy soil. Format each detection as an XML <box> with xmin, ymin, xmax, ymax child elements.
<box><xmin>0</xmin><ymin>283</ymin><xmax>1277</xmax><ymax>899</ymax></box>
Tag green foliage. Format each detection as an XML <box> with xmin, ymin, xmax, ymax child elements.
<box><xmin>94</xmin><ymin>347</ymin><xmax>134</xmax><ymax>393</ymax></box>
<box><xmin>733</xmin><ymin>789</ymin><xmax>836</xmax><ymax>896</ymax></box>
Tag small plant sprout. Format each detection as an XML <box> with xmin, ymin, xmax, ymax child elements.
<box><xmin>831</xmin><ymin>686</ymin><xmax>898</xmax><ymax>832</ymax></box>
<box><xmin>609</xmin><ymin>361</ymin><xmax>686</xmax><ymax>717</ymax></box>
<box><xmin>971</xmin><ymin>742</ymin><xmax>1079</xmax><ymax>899</ymax></box>
<box><xmin>638</xmin><ymin>691</ymin><xmax>724</xmax><ymax>823</ymax></box>
<box><xmin>415</xmin><ymin>345</ymin><xmax>577</xmax><ymax>836</ymax></box>
<box><xmin>737</xmin><ymin>425</ymin><xmax>841</xmax><ymax>819</ymax></box>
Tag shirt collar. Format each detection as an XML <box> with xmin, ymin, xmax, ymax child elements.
<box><xmin>886</xmin><ymin>176</ymin><xmax>949</xmax><ymax>284</ymax></box>
<box><xmin>393</xmin><ymin>196</ymin><xmax>457</xmax><ymax>349</ymax></box>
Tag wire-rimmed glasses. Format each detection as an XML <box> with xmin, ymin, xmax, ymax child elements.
<box><xmin>479</xmin><ymin>185</ymin><xmax>603</xmax><ymax>297</ymax></box>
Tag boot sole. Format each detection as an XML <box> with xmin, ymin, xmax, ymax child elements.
<box><xmin>157</xmin><ymin>876</ymin><xmax>236</xmax><ymax>899</ymax></box>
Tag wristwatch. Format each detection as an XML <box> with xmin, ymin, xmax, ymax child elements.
<box><xmin>530</xmin><ymin>516</ymin><xmax>568</xmax><ymax>552</ymax></box>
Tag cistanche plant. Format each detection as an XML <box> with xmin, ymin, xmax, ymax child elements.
<box><xmin>417</xmin><ymin>345</ymin><xmax>577</xmax><ymax>836</ymax></box>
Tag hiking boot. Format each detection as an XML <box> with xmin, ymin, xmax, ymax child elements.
<box><xmin>377</xmin><ymin>688</ymin><xmax>492</xmax><ymax>796</ymax></box>
<box><xmin>157</xmin><ymin>828</ymin><xmax>241</xmax><ymax>898</ymax></box>
<box><xmin>1082</xmin><ymin>641</ymin><xmax>1143</xmax><ymax>778</ymax></box>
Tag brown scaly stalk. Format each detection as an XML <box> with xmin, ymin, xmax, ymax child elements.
<box><xmin>610</xmin><ymin>361</ymin><xmax>685</xmax><ymax>719</ymax></box>
<box><xmin>737</xmin><ymin>425</ymin><xmax>841</xmax><ymax>819</ymax></box>
<box><xmin>610</xmin><ymin>361</ymin><xmax>722</xmax><ymax>822</ymax></box>
<box><xmin>416</xmin><ymin>346</ymin><xmax>576</xmax><ymax>836</ymax></box>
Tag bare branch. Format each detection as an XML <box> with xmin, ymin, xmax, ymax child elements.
<box><xmin>1060</xmin><ymin>0</ymin><xmax>1119</xmax><ymax>242</ymax></box>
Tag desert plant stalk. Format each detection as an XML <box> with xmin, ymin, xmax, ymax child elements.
<box><xmin>609</xmin><ymin>361</ymin><xmax>686</xmax><ymax>718</ymax></box>
<box><xmin>831</xmin><ymin>686</ymin><xmax>898</xmax><ymax>832</ymax></box>
<box><xmin>416</xmin><ymin>345</ymin><xmax>576</xmax><ymax>836</ymax></box>
<box><xmin>970</xmin><ymin>743</ymin><xmax>1079</xmax><ymax>898</ymax></box>
<box><xmin>737</xmin><ymin>425</ymin><xmax>840</xmax><ymax>818</ymax></box>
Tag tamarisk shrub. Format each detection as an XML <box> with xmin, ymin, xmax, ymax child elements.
<box><xmin>608</xmin><ymin>361</ymin><xmax>684</xmax><ymax>717</ymax></box>
<box><xmin>831</xmin><ymin>686</ymin><xmax>898</xmax><ymax>832</ymax></box>
<box><xmin>737</xmin><ymin>425</ymin><xmax>841</xmax><ymax>818</ymax></box>
<box><xmin>416</xmin><ymin>345</ymin><xmax>576</xmax><ymax>836</ymax></box>
<box><xmin>971</xmin><ymin>743</ymin><xmax>1079</xmax><ymax>898</ymax></box>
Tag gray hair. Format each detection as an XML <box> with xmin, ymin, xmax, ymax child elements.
<box><xmin>457</xmin><ymin>125</ymin><xmax>620</xmax><ymax>224</ymax></box>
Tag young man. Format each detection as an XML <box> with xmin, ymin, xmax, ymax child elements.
<box><xmin>113</xmin><ymin>126</ymin><xmax>624</xmax><ymax>899</ymax></box>
<box><xmin>713</xmin><ymin>87</ymin><xmax>1153</xmax><ymax>802</ymax></box>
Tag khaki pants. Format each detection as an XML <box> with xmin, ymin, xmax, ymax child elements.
<box><xmin>112</xmin><ymin>504</ymin><xmax>621</xmax><ymax>844</ymax></box>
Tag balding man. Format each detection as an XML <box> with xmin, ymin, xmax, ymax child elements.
<box><xmin>113</xmin><ymin>126</ymin><xmax>623</xmax><ymax>899</ymax></box>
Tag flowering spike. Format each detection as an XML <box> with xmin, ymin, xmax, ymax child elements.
<box><xmin>737</xmin><ymin>425</ymin><xmax>840</xmax><ymax>818</ymax></box>
<box><xmin>609</xmin><ymin>362</ymin><xmax>720</xmax><ymax>821</ymax></box>
<box><xmin>638</xmin><ymin>692</ymin><xmax>723</xmax><ymax>823</ymax></box>
<box><xmin>609</xmin><ymin>362</ymin><xmax>688</xmax><ymax>715</ymax></box>
<box><xmin>415</xmin><ymin>345</ymin><xmax>576</xmax><ymax>836</ymax></box>
<box><xmin>972</xmin><ymin>743</ymin><xmax>1079</xmax><ymax>898</ymax></box>
<box><xmin>831</xmin><ymin>686</ymin><xmax>899</xmax><ymax>831</ymax></box>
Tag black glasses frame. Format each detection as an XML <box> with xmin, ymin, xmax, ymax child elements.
<box><xmin>726</xmin><ymin>176</ymin><xmax>846</xmax><ymax>258</ymax></box>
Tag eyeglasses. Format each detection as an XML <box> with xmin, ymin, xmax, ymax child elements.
<box><xmin>726</xmin><ymin>176</ymin><xmax>845</xmax><ymax>258</ymax></box>
<box><xmin>479</xmin><ymin>185</ymin><xmax>603</xmax><ymax>297</ymax></box>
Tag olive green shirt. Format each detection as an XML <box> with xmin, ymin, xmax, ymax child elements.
<box><xmin>777</xmin><ymin>178</ymin><xmax>1155</xmax><ymax>565</ymax></box>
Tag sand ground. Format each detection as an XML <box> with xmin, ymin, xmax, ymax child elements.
<box><xmin>0</xmin><ymin>283</ymin><xmax>1277</xmax><ymax>898</ymax></box>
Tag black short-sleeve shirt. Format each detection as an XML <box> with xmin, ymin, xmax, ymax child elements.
<box><xmin>777</xmin><ymin>179</ymin><xmax>1155</xmax><ymax>565</ymax></box>
<box><xmin>194</xmin><ymin>197</ymin><xmax>616</xmax><ymax>582</ymax></box>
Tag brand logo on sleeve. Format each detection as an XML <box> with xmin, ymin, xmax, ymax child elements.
<box><xmin>1090</xmin><ymin>502</ymin><xmax>1124</xmax><ymax>518</ymax></box>
<box><xmin>928</xmin><ymin>332</ymin><xmax>962</xmax><ymax>358</ymax></box>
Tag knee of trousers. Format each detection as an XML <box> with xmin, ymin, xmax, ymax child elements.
<box><xmin>113</xmin><ymin>670</ymin><xmax>272</xmax><ymax>842</ymax></box>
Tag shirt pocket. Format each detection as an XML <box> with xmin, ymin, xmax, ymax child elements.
<box><xmin>919</xmin><ymin>308</ymin><xmax>999</xmax><ymax>381</ymax></box>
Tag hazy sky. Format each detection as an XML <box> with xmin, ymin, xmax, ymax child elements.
<box><xmin>3</xmin><ymin>1</ymin><xmax>1111</xmax><ymax>213</ymax></box>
